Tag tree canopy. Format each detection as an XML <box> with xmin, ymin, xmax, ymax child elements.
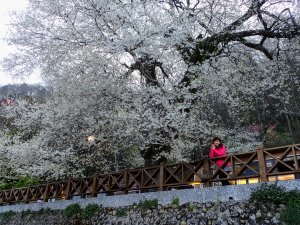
<box><xmin>1</xmin><ymin>0</ymin><xmax>300</xmax><ymax>179</ymax></box>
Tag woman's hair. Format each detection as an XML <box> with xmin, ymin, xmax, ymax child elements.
<box><xmin>212</xmin><ymin>137</ymin><xmax>223</xmax><ymax>148</ymax></box>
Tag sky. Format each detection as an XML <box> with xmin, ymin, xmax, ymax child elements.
<box><xmin>0</xmin><ymin>0</ymin><xmax>43</xmax><ymax>86</ymax></box>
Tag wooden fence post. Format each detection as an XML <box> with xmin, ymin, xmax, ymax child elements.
<box><xmin>123</xmin><ymin>170</ymin><xmax>129</xmax><ymax>194</ymax></box>
<box><xmin>202</xmin><ymin>158</ymin><xmax>211</xmax><ymax>187</ymax></box>
<box><xmin>257</xmin><ymin>147</ymin><xmax>268</xmax><ymax>182</ymax></box>
<box><xmin>64</xmin><ymin>180</ymin><xmax>71</xmax><ymax>200</ymax></box>
<box><xmin>292</xmin><ymin>146</ymin><xmax>299</xmax><ymax>170</ymax></box>
<box><xmin>159</xmin><ymin>163</ymin><xmax>165</xmax><ymax>191</ymax></box>
<box><xmin>91</xmin><ymin>175</ymin><xmax>98</xmax><ymax>197</ymax></box>
<box><xmin>24</xmin><ymin>187</ymin><xmax>30</xmax><ymax>203</ymax></box>
<box><xmin>43</xmin><ymin>184</ymin><xmax>49</xmax><ymax>202</ymax></box>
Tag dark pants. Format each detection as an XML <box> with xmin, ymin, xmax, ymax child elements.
<box><xmin>219</xmin><ymin>172</ymin><xmax>230</xmax><ymax>186</ymax></box>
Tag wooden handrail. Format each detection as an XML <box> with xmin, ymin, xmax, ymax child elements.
<box><xmin>0</xmin><ymin>143</ymin><xmax>299</xmax><ymax>205</ymax></box>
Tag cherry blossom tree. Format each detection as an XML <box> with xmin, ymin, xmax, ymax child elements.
<box><xmin>1</xmin><ymin>0</ymin><xmax>300</xmax><ymax>178</ymax></box>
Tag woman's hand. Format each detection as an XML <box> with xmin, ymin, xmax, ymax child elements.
<box><xmin>211</xmin><ymin>144</ymin><xmax>216</xmax><ymax>149</ymax></box>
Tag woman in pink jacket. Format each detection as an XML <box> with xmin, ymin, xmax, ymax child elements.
<box><xmin>210</xmin><ymin>137</ymin><xmax>230</xmax><ymax>185</ymax></box>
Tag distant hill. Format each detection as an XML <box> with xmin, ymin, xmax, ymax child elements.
<box><xmin>0</xmin><ymin>83</ymin><xmax>51</xmax><ymax>103</ymax></box>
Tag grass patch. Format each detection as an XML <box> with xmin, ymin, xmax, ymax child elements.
<box><xmin>171</xmin><ymin>197</ymin><xmax>180</xmax><ymax>206</ymax></box>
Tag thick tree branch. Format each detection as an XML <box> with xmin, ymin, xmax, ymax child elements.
<box><xmin>223</xmin><ymin>0</ymin><xmax>268</xmax><ymax>32</ymax></box>
<box><xmin>209</xmin><ymin>28</ymin><xmax>300</xmax><ymax>43</ymax></box>
<box><xmin>179</xmin><ymin>27</ymin><xmax>300</xmax><ymax>86</ymax></box>
<box><xmin>239</xmin><ymin>38</ymin><xmax>273</xmax><ymax>59</ymax></box>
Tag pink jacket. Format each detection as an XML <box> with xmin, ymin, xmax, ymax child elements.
<box><xmin>209</xmin><ymin>146</ymin><xmax>230</xmax><ymax>168</ymax></box>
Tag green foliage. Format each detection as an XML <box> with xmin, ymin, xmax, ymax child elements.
<box><xmin>20</xmin><ymin>209</ymin><xmax>32</xmax><ymax>218</ymax></box>
<box><xmin>0</xmin><ymin>210</ymin><xmax>16</xmax><ymax>221</ymax></box>
<box><xmin>18</xmin><ymin>208</ymin><xmax>55</xmax><ymax>218</ymax></box>
<box><xmin>116</xmin><ymin>208</ymin><xmax>127</xmax><ymax>217</ymax></box>
<box><xmin>171</xmin><ymin>197</ymin><xmax>180</xmax><ymax>206</ymax></box>
<box><xmin>80</xmin><ymin>204</ymin><xmax>101</xmax><ymax>219</ymax></box>
<box><xmin>35</xmin><ymin>207</ymin><xmax>54</xmax><ymax>215</ymax></box>
<box><xmin>0</xmin><ymin>176</ymin><xmax>40</xmax><ymax>190</ymax></box>
<box><xmin>250</xmin><ymin>183</ymin><xmax>286</xmax><ymax>204</ymax></box>
<box><xmin>280</xmin><ymin>202</ymin><xmax>300</xmax><ymax>225</ymax></box>
<box><xmin>188</xmin><ymin>203</ymin><xmax>197</xmax><ymax>211</ymax></box>
<box><xmin>138</xmin><ymin>198</ymin><xmax>158</xmax><ymax>210</ymax></box>
<box><xmin>190</xmin><ymin>40</ymin><xmax>218</xmax><ymax>63</ymax></box>
<box><xmin>284</xmin><ymin>189</ymin><xmax>300</xmax><ymax>204</ymax></box>
<box><xmin>280</xmin><ymin>190</ymin><xmax>300</xmax><ymax>225</ymax></box>
<box><xmin>118</xmin><ymin>146</ymin><xmax>144</xmax><ymax>169</ymax></box>
<box><xmin>264</xmin><ymin>132</ymin><xmax>295</xmax><ymax>148</ymax></box>
<box><xmin>250</xmin><ymin>182</ymin><xmax>300</xmax><ymax>225</ymax></box>
<box><xmin>64</xmin><ymin>203</ymin><xmax>81</xmax><ymax>218</ymax></box>
<box><xmin>211</xmin><ymin>201</ymin><xmax>221</xmax><ymax>211</ymax></box>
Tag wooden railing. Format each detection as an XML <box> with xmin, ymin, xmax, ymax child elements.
<box><xmin>0</xmin><ymin>144</ymin><xmax>299</xmax><ymax>205</ymax></box>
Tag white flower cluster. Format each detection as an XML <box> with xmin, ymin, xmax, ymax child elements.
<box><xmin>0</xmin><ymin>0</ymin><xmax>299</xmax><ymax>179</ymax></box>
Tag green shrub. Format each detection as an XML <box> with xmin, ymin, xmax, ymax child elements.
<box><xmin>138</xmin><ymin>198</ymin><xmax>158</xmax><ymax>210</ymax></box>
<box><xmin>65</xmin><ymin>203</ymin><xmax>81</xmax><ymax>218</ymax></box>
<box><xmin>171</xmin><ymin>197</ymin><xmax>180</xmax><ymax>206</ymax></box>
<box><xmin>280</xmin><ymin>190</ymin><xmax>300</xmax><ymax>225</ymax></box>
<box><xmin>116</xmin><ymin>208</ymin><xmax>127</xmax><ymax>217</ymax></box>
<box><xmin>250</xmin><ymin>182</ymin><xmax>300</xmax><ymax>225</ymax></box>
<box><xmin>13</xmin><ymin>176</ymin><xmax>40</xmax><ymax>188</ymax></box>
<box><xmin>280</xmin><ymin>200</ymin><xmax>300</xmax><ymax>225</ymax></box>
<box><xmin>80</xmin><ymin>204</ymin><xmax>101</xmax><ymax>219</ymax></box>
<box><xmin>250</xmin><ymin>182</ymin><xmax>286</xmax><ymax>204</ymax></box>
<box><xmin>284</xmin><ymin>189</ymin><xmax>300</xmax><ymax>204</ymax></box>
<box><xmin>21</xmin><ymin>209</ymin><xmax>32</xmax><ymax>217</ymax></box>
<box><xmin>0</xmin><ymin>176</ymin><xmax>40</xmax><ymax>190</ymax></box>
<box><xmin>0</xmin><ymin>210</ymin><xmax>16</xmax><ymax>220</ymax></box>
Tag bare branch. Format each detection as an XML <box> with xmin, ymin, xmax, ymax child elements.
<box><xmin>257</xmin><ymin>10</ymin><xmax>268</xmax><ymax>30</ymax></box>
<box><xmin>239</xmin><ymin>38</ymin><xmax>273</xmax><ymax>59</ymax></box>
<box><xmin>223</xmin><ymin>0</ymin><xmax>268</xmax><ymax>32</ymax></box>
